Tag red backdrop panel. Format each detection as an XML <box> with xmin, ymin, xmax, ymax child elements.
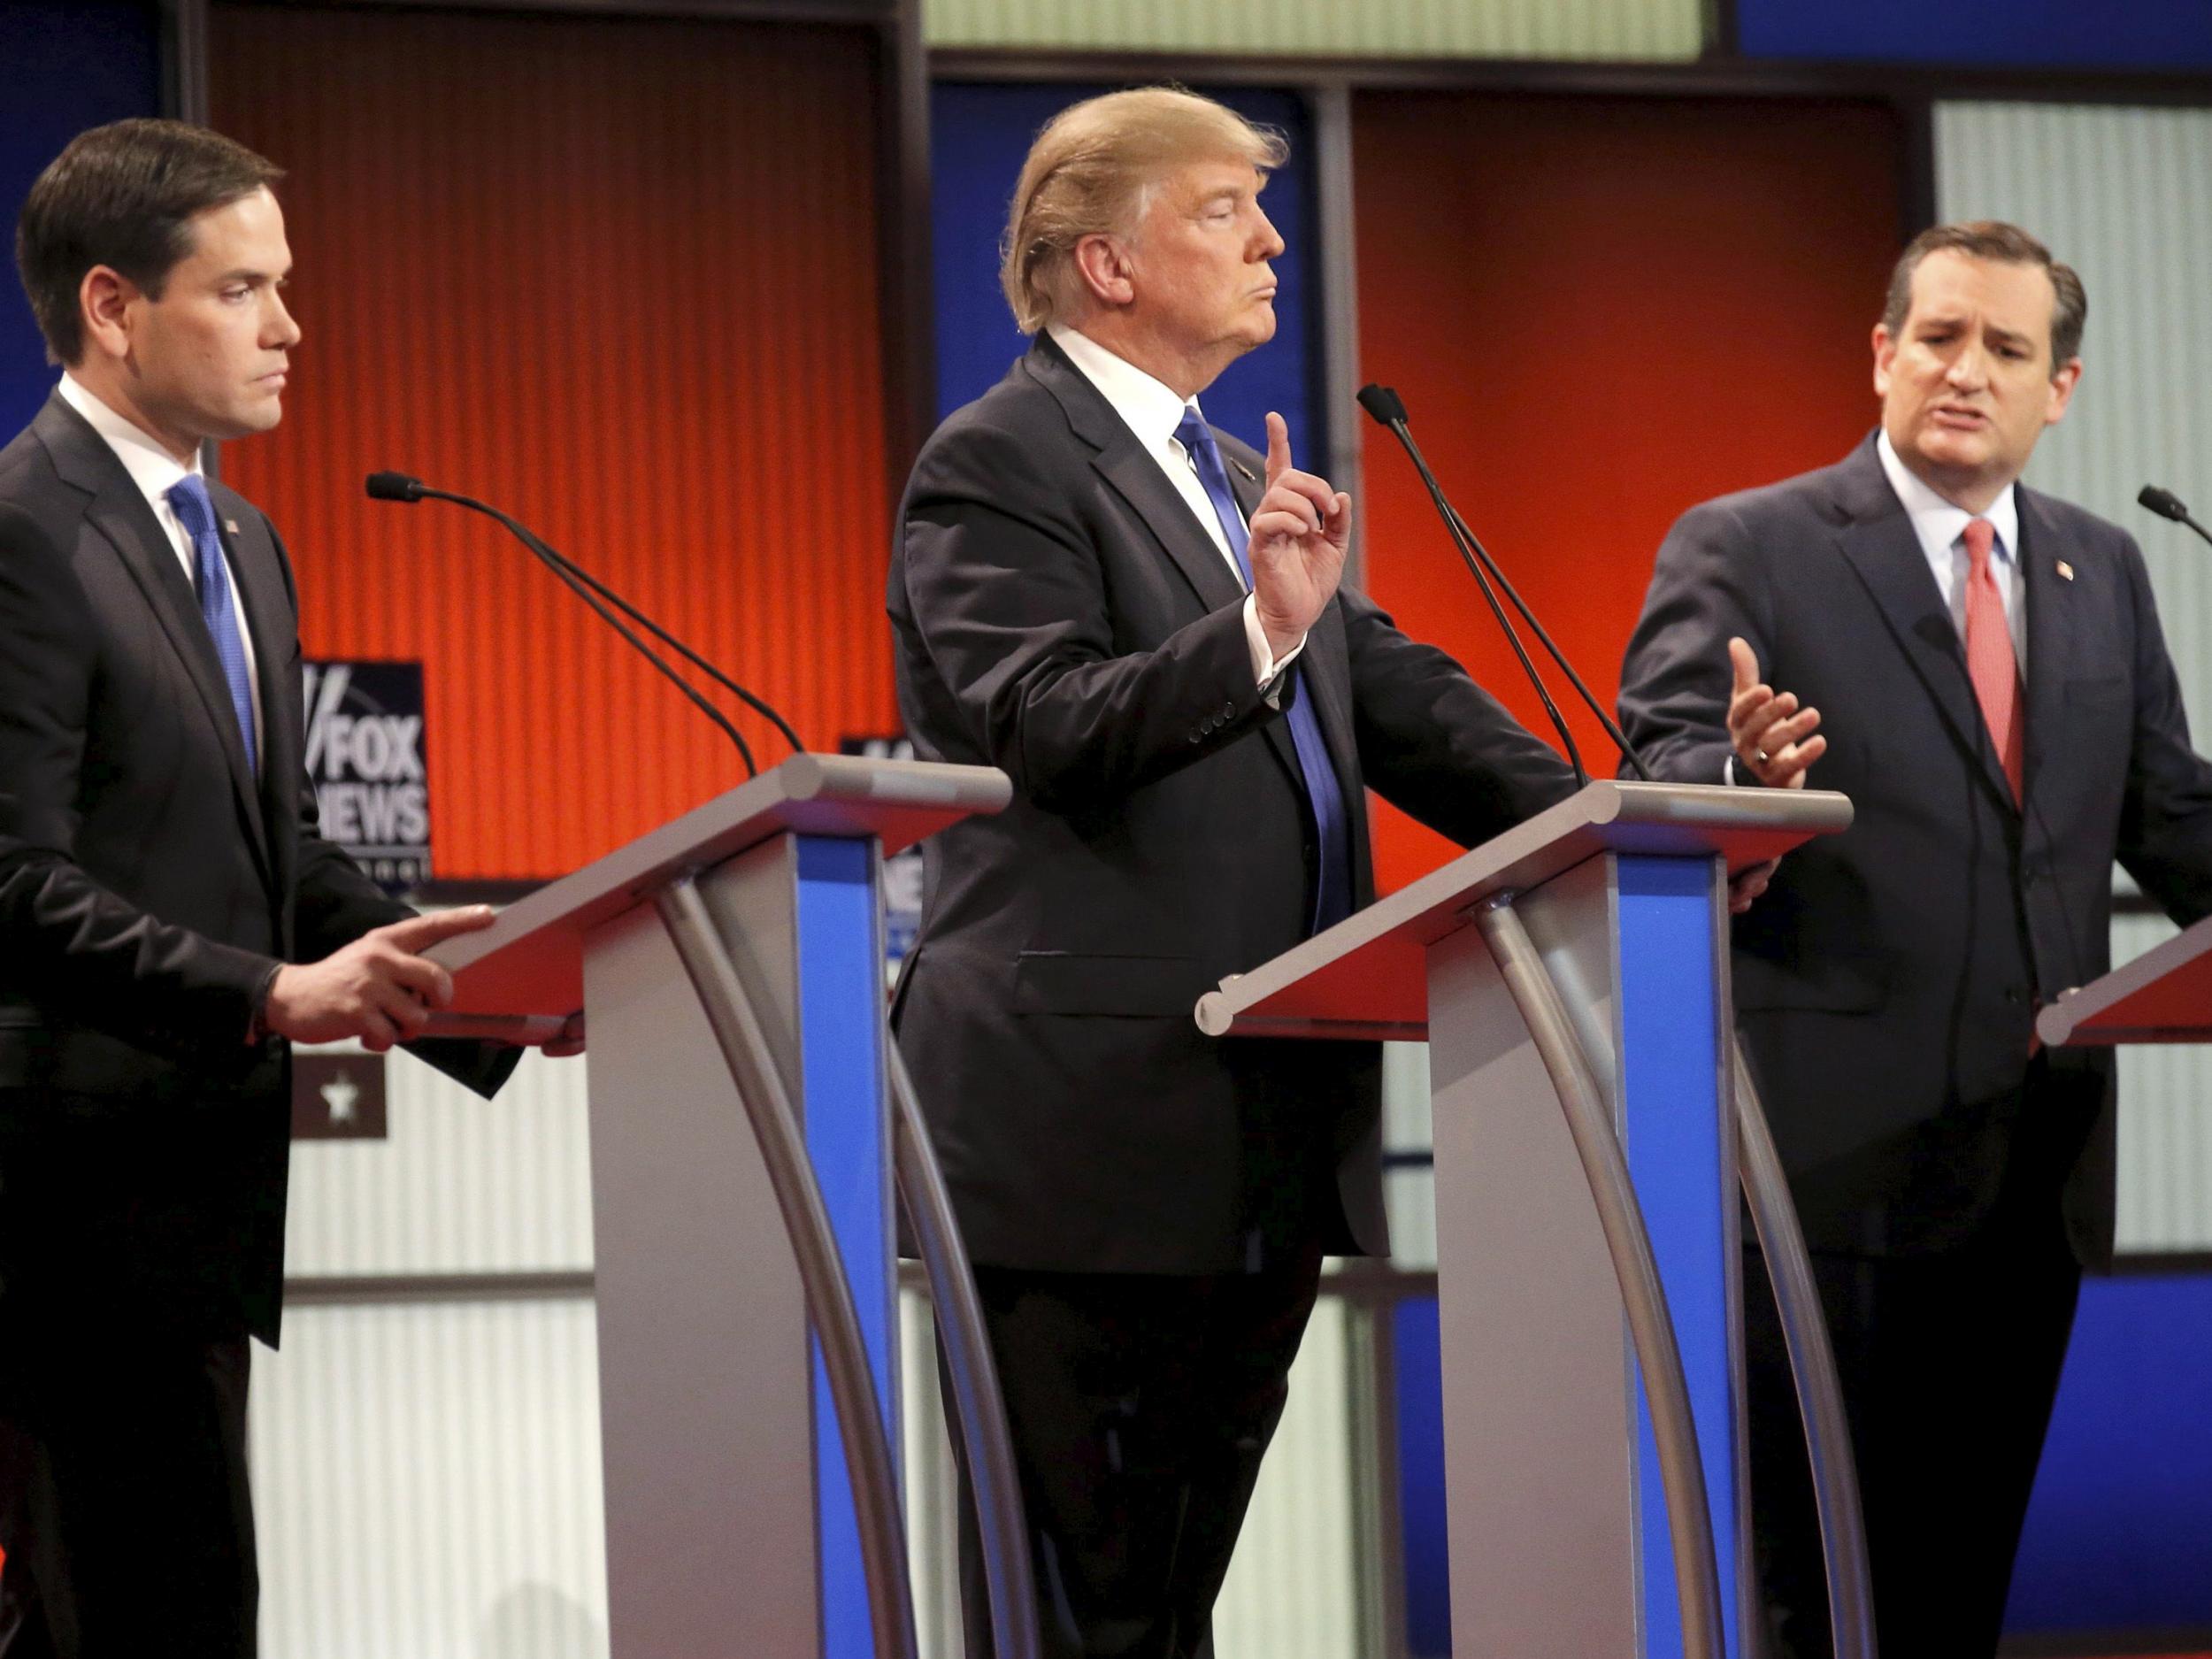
<box><xmin>210</xmin><ymin>5</ymin><xmax>897</xmax><ymax>881</ymax></box>
<box><xmin>1353</xmin><ymin>92</ymin><xmax>1901</xmax><ymax>890</ymax></box>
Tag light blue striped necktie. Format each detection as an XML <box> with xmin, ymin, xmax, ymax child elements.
<box><xmin>165</xmin><ymin>474</ymin><xmax>258</xmax><ymax>776</ymax></box>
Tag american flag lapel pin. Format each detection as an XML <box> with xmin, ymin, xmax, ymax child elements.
<box><xmin>225</xmin><ymin>518</ymin><xmax>241</xmax><ymax>534</ymax></box>
<box><xmin>1232</xmin><ymin>458</ymin><xmax>1259</xmax><ymax>484</ymax></box>
<box><xmin>2056</xmin><ymin>559</ymin><xmax>2075</xmax><ymax>581</ymax></box>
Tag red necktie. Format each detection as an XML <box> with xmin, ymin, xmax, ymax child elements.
<box><xmin>1962</xmin><ymin>518</ymin><xmax>2024</xmax><ymax>803</ymax></box>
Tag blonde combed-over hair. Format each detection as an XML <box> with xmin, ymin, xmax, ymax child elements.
<box><xmin>999</xmin><ymin>87</ymin><xmax>1288</xmax><ymax>335</ymax></box>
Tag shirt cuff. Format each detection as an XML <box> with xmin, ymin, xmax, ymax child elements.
<box><xmin>1244</xmin><ymin>594</ymin><xmax>1306</xmax><ymax>695</ymax></box>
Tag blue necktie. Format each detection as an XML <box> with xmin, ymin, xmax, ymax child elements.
<box><xmin>166</xmin><ymin>475</ymin><xmax>258</xmax><ymax>776</ymax></box>
<box><xmin>1174</xmin><ymin>407</ymin><xmax>1352</xmax><ymax>933</ymax></box>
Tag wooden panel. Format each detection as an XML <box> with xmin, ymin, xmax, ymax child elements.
<box><xmin>211</xmin><ymin>5</ymin><xmax>898</xmax><ymax>880</ymax></box>
<box><xmin>1353</xmin><ymin>92</ymin><xmax>1902</xmax><ymax>891</ymax></box>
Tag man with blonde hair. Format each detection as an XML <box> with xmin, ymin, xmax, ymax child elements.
<box><xmin>891</xmin><ymin>87</ymin><xmax>1573</xmax><ymax>1656</ymax></box>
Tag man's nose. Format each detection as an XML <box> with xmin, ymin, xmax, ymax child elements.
<box><xmin>1253</xmin><ymin>208</ymin><xmax>1286</xmax><ymax>260</ymax></box>
<box><xmin>267</xmin><ymin>293</ymin><xmax>302</xmax><ymax>349</ymax></box>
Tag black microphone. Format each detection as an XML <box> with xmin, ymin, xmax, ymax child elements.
<box><xmin>1358</xmin><ymin>384</ymin><xmax>1653</xmax><ymax>784</ymax></box>
<box><xmin>366</xmin><ymin>472</ymin><xmax>806</xmax><ymax>772</ymax></box>
<box><xmin>2140</xmin><ymin>484</ymin><xmax>2212</xmax><ymax>551</ymax></box>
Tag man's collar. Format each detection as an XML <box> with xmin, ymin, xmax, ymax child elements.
<box><xmin>1875</xmin><ymin>427</ymin><xmax>2019</xmax><ymax>557</ymax></box>
<box><xmin>1047</xmin><ymin>323</ymin><xmax>1204</xmax><ymax>450</ymax></box>
<box><xmin>57</xmin><ymin>373</ymin><xmax>202</xmax><ymax>506</ymax></box>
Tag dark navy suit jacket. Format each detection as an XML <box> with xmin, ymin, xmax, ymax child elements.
<box><xmin>1621</xmin><ymin>435</ymin><xmax>2212</xmax><ymax>1263</ymax></box>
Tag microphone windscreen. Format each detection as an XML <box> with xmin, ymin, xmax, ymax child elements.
<box><xmin>364</xmin><ymin>471</ymin><xmax>423</xmax><ymax>503</ymax></box>
<box><xmin>2139</xmin><ymin>484</ymin><xmax>2191</xmax><ymax>522</ymax></box>
<box><xmin>1356</xmin><ymin>383</ymin><xmax>1408</xmax><ymax>427</ymax></box>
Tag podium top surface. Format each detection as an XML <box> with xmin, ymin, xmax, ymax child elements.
<box><xmin>429</xmin><ymin>754</ymin><xmax>1010</xmax><ymax>1018</ymax></box>
<box><xmin>1194</xmin><ymin>779</ymin><xmax>1852</xmax><ymax>1041</ymax></box>
<box><xmin>2037</xmin><ymin>910</ymin><xmax>2212</xmax><ymax>1047</ymax></box>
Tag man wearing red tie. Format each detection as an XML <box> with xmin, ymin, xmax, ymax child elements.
<box><xmin>1620</xmin><ymin>222</ymin><xmax>2212</xmax><ymax>1657</ymax></box>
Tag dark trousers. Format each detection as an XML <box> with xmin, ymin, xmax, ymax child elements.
<box><xmin>953</xmin><ymin>1256</ymin><xmax>1324</xmax><ymax>1659</ymax></box>
<box><xmin>1744</xmin><ymin>1200</ymin><xmax>2082</xmax><ymax>1659</ymax></box>
<box><xmin>0</xmin><ymin>1322</ymin><xmax>257</xmax><ymax>1659</ymax></box>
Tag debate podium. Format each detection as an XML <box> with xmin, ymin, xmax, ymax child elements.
<box><xmin>421</xmin><ymin>754</ymin><xmax>1012</xmax><ymax>1659</ymax></box>
<box><xmin>2038</xmin><ymin>909</ymin><xmax>2212</xmax><ymax>1047</ymax></box>
<box><xmin>1197</xmin><ymin>780</ymin><xmax>1855</xmax><ymax>1659</ymax></box>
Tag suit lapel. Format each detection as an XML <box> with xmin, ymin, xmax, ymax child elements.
<box><xmin>1828</xmin><ymin>442</ymin><xmax>2018</xmax><ymax>815</ymax></box>
<box><xmin>2016</xmin><ymin>489</ymin><xmax>2076</xmax><ymax>803</ymax></box>
<box><xmin>37</xmin><ymin>397</ymin><xmax>276</xmax><ymax>879</ymax></box>
<box><xmin>218</xmin><ymin>489</ymin><xmax>298</xmax><ymax>898</ymax></box>
<box><xmin>1027</xmin><ymin>341</ymin><xmax>1310</xmax><ymax>789</ymax></box>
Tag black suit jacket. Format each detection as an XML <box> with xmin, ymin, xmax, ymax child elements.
<box><xmin>888</xmin><ymin>335</ymin><xmax>1573</xmax><ymax>1275</ymax></box>
<box><xmin>1620</xmin><ymin>436</ymin><xmax>2212</xmax><ymax>1264</ymax></box>
<box><xmin>0</xmin><ymin>393</ymin><xmax>514</xmax><ymax>1343</ymax></box>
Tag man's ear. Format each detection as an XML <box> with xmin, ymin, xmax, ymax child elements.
<box><xmin>2044</xmin><ymin>356</ymin><xmax>2083</xmax><ymax>427</ymax></box>
<box><xmin>78</xmin><ymin>265</ymin><xmax>140</xmax><ymax>364</ymax></box>
<box><xmin>1870</xmin><ymin>321</ymin><xmax>1895</xmax><ymax>402</ymax></box>
<box><xmin>1071</xmin><ymin>233</ymin><xmax>1135</xmax><ymax>309</ymax></box>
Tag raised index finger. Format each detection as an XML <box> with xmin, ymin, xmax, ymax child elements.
<box><xmin>1265</xmin><ymin>411</ymin><xmax>1291</xmax><ymax>485</ymax></box>
<box><xmin>380</xmin><ymin>904</ymin><xmax>497</xmax><ymax>954</ymax></box>
<box><xmin>1728</xmin><ymin>636</ymin><xmax>1761</xmax><ymax>697</ymax></box>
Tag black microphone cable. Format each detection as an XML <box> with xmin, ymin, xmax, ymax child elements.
<box><xmin>366</xmin><ymin>471</ymin><xmax>807</xmax><ymax>771</ymax></box>
<box><xmin>1357</xmin><ymin>385</ymin><xmax>1650</xmax><ymax>783</ymax></box>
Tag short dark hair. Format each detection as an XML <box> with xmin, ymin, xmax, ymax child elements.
<box><xmin>15</xmin><ymin>118</ymin><xmax>283</xmax><ymax>367</ymax></box>
<box><xmin>1882</xmin><ymin>220</ymin><xmax>2086</xmax><ymax>371</ymax></box>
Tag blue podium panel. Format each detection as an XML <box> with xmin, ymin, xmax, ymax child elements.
<box><xmin>794</xmin><ymin>834</ymin><xmax>898</xmax><ymax>1659</ymax></box>
<box><xmin>1617</xmin><ymin>856</ymin><xmax>1741</xmax><ymax>1659</ymax></box>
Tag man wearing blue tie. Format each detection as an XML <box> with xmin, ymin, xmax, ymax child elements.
<box><xmin>0</xmin><ymin>120</ymin><xmax>521</xmax><ymax>1656</ymax></box>
<box><xmin>889</xmin><ymin>87</ymin><xmax>1575</xmax><ymax>1657</ymax></box>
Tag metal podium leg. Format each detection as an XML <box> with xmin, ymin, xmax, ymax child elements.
<box><xmin>657</xmin><ymin>877</ymin><xmax>920</xmax><ymax>1659</ymax></box>
<box><xmin>1473</xmin><ymin>895</ymin><xmax>1727</xmax><ymax>1659</ymax></box>
<box><xmin>1732</xmin><ymin>1045</ymin><xmax>1876</xmax><ymax>1659</ymax></box>
<box><xmin>887</xmin><ymin>1047</ymin><xmax>1042</xmax><ymax>1659</ymax></box>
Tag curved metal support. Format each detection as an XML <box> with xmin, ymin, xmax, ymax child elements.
<box><xmin>1471</xmin><ymin>896</ymin><xmax>1726</xmax><ymax>1659</ymax></box>
<box><xmin>887</xmin><ymin>1048</ymin><xmax>1042</xmax><ymax>1659</ymax></box>
<box><xmin>654</xmin><ymin>878</ymin><xmax>920</xmax><ymax>1659</ymax></box>
<box><xmin>1732</xmin><ymin>1043</ymin><xmax>1877</xmax><ymax>1659</ymax></box>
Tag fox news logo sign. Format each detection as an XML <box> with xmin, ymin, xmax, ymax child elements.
<box><xmin>303</xmin><ymin>661</ymin><xmax>429</xmax><ymax>894</ymax></box>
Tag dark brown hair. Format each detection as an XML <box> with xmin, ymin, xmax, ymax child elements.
<box><xmin>1882</xmin><ymin>220</ymin><xmax>2086</xmax><ymax>369</ymax></box>
<box><xmin>16</xmin><ymin>118</ymin><xmax>283</xmax><ymax>366</ymax></box>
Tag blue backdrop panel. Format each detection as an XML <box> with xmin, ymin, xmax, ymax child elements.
<box><xmin>0</xmin><ymin>2</ymin><xmax>161</xmax><ymax>434</ymax></box>
<box><xmin>929</xmin><ymin>81</ymin><xmax>1323</xmax><ymax>465</ymax></box>
<box><xmin>795</xmin><ymin>834</ymin><xmax>898</xmax><ymax>1659</ymax></box>
<box><xmin>1392</xmin><ymin>1294</ymin><xmax>1454</xmax><ymax>1657</ymax></box>
<box><xmin>1617</xmin><ymin>855</ymin><xmax>1740</xmax><ymax>1659</ymax></box>
<box><xmin>2006</xmin><ymin>1270</ymin><xmax>2212</xmax><ymax>1638</ymax></box>
<box><xmin>1737</xmin><ymin>0</ymin><xmax>2212</xmax><ymax>71</ymax></box>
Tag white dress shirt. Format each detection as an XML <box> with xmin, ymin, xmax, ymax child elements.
<box><xmin>58</xmin><ymin>373</ymin><xmax>264</xmax><ymax>769</ymax></box>
<box><xmin>1876</xmin><ymin>427</ymin><xmax>2026</xmax><ymax>672</ymax></box>
<box><xmin>1048</xmin><ymin>323</ymin><xmax>1304</xmax><ymax>685</ymax></box>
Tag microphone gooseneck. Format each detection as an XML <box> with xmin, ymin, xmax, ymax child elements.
<box><xmin>365</xmin><ymin>473</ymin><xmax>807</xmax><ymax>770</ymax></box>
<box><xmin>1358</xmin><ymin>384</ymin><xmax>1655</xmax><ymax>786</ymax></box>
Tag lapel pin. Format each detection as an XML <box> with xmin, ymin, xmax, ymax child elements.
<box><xmin>2056</xmin><ymin>559</ymin><xmax>2074</xmax><ymax>582</ymax></box>
<box><xmin>1232</xmin><ymin>458</ymin><xmax>1258</xmax><ymax>484</ymax></box>
<box><xmin>224</xmin><ymin>518</ymin><xmax>241</xmax><ymax>534</ymax></box>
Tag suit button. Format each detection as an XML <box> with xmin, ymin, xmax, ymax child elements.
<box><xmin>1189</xmin><ymin>730</ymin><xmax>1203</xmax><ymax>744</ymax></box>
<box><xmin>1221</xmin><ymin>700</ymin><xmax>1235</xmax><ymax>718</ymax></box>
